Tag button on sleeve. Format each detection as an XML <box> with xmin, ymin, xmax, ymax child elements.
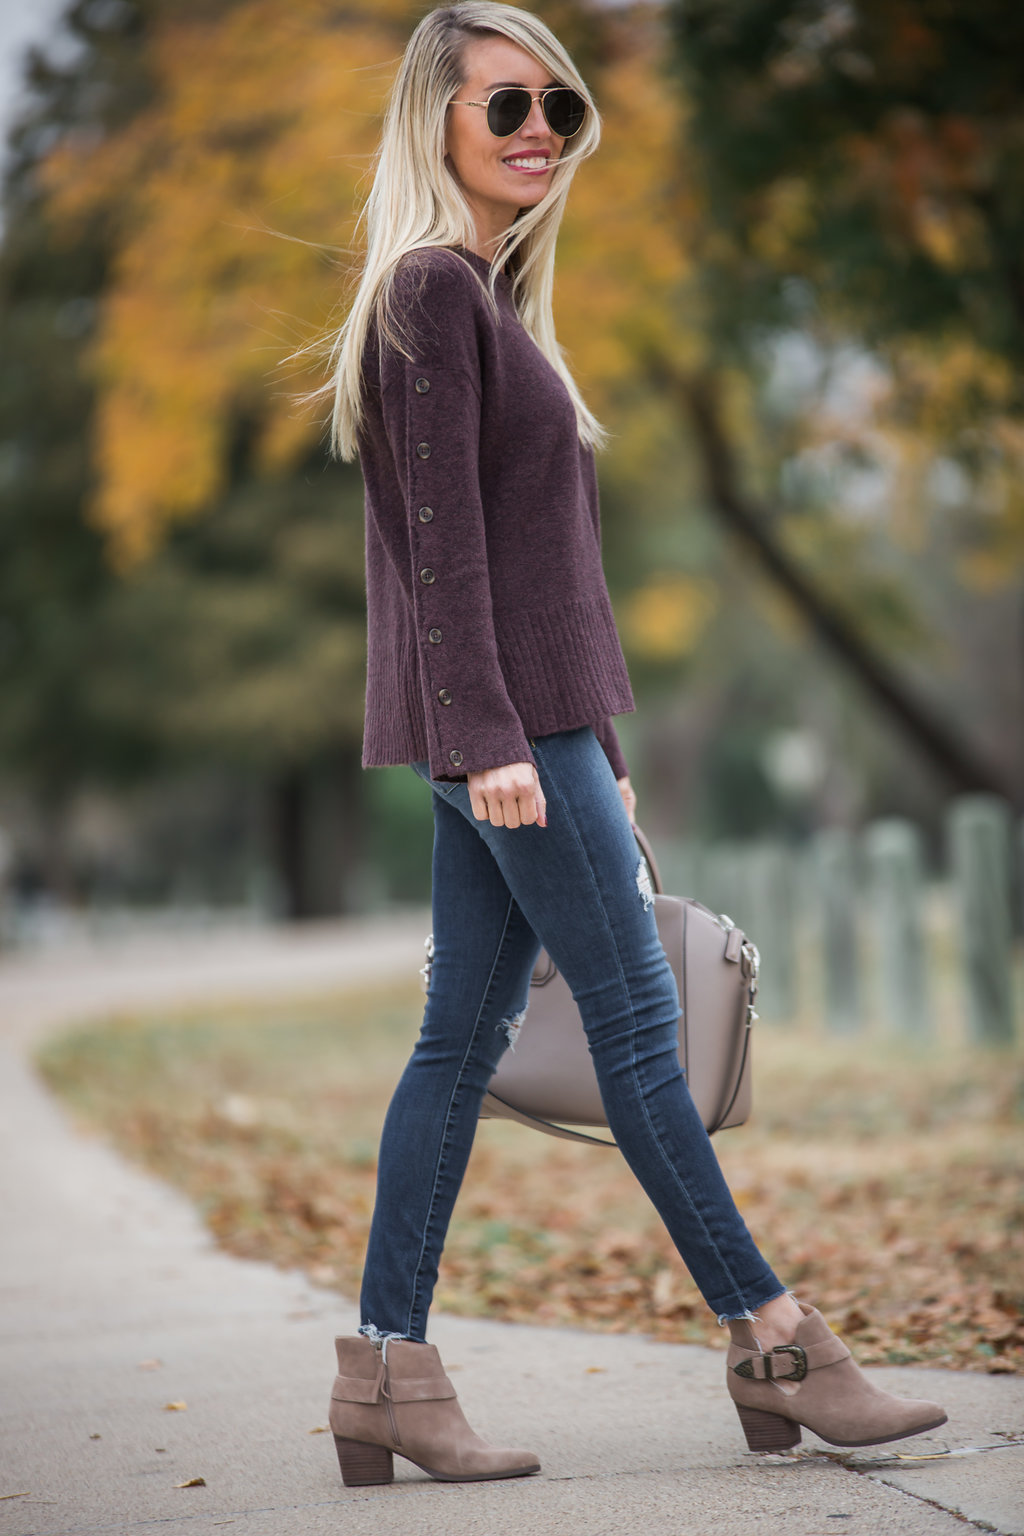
<box><xmin>377</xmin><ymin>253</ymin><xmax>536</xmax><ymax>781</ymax></box>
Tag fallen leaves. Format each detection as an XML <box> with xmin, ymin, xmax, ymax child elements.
<box><xmin>163</xmin><ymin>1402</ymin><xmax>187</xmax><ymax>1412</ymax></box>
<box><xmin>37</xmin><ymin>982</ymin><xmax>1024</xmax><ymax>1375</ymax></box>
<box><xmin>174</xmin><ymin>1477</ymin><xmax>206</xmax><ymax>1488</ymax></box>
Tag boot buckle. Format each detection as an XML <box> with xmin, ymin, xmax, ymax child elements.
<box><xmin>735</xmin><ymin>1343</ymin><xmax>807</xmax><ymax>1381</ymax></box>
<box><xmin>769</xmin><ymin>1344</ymin><xmax>807</xmax><ymax>1381</ymax></box>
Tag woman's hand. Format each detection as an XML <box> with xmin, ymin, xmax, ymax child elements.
<box><xmin>617</xmin><ymin>775</ymin><xmax>637</xmax><ymax>825</ymax></box>
<box><xmin>467</xmin><ymin>763</ymin><xmax>547</xmax><ymax>829</ymax></box>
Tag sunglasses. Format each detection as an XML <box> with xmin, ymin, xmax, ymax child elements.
<box><xmin>450</xmin><ymin>86</ymin><xmax>587</xmax><ymax>140</ymax></box>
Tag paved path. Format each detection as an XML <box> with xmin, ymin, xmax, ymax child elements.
<box><xmin>0</xmin><ymin>919</ymin><xmax>1021</xmax><ymax>1536</ymax></box>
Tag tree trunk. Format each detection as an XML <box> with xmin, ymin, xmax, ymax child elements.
<box><xmin>269</xmin><ymin>746</ymin><xmax>364</xmax><ymax>919</ymax></box>
<box><xmin>654</xmin><ymin>361</ymin><xmax>1021</xmax><ymax>809</ymax></box>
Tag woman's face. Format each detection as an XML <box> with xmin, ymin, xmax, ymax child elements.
<box><xmin>446</xmin><ymin>34</ymin><xmax>567</xmax><ymax>251</ymax></box>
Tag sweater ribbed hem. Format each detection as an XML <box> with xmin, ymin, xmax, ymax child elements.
<box><xmin>362</xmin><ymin>594</ymin><xmax>633</xmax><ymax>770</ymax></box>
<box><xmin>494</xmin><ymin>595</ymin><xmax>634</xmax><ymax>736</ymax></box>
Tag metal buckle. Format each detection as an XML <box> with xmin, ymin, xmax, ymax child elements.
<box><xmin>770</xmin><ymin>1344</ymin><xmax>807</xmax><ymax>1381</ymax></box>
<box><xmin>734</xmin><ymin>1344</ymin><xmax>807</xmax><ymax>1382</ymax></box>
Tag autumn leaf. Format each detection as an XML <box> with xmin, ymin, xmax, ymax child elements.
<box><xmin>36</xmin><ymin>980</ymin><xmax>1023</xmax><ymax>1377</ymax></box>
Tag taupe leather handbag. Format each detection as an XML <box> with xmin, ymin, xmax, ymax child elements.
<box><xmin>422</xmin><ymin>829</ymin><xmax>761</xmax><ymax>1147</ymax></box>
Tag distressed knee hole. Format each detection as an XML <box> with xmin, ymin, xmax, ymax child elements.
<box><xmin>498</xmin><ymin>1008</ymin><xmax>527</xmax><ymax>1050</ymax></box>
<box><xmin>636</xmin><ymin>857</ymin><xmax>654</xmax><ymax>910</ymax></box>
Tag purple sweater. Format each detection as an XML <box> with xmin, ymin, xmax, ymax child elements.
<box><xmin>357</xmin><ymin>246</ymin><xmax>634</xmax><ymax>782</ymax></box>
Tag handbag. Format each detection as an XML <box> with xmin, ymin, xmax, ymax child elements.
<box><xmin>421</xmin><ymin>828</ymin><xmax>760</xmax><ymax>1147</ymax></box>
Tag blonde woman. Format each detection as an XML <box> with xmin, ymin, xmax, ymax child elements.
<box><xmin>324</xmin><ymin>1</ymin><xmax>946</xmax><ymax>1488</ymax></box>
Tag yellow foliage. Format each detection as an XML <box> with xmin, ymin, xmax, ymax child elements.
<box><xmin>556</xmin><ymin>29</ymin><xmax>699</xmax><ymax>394</ymax></box>
<box><xmin>42</xmin><ymin>1</ymin><xmax>703</xmax><ymax>566</ymax></box>
<box><xmin>42</xmin><ymin>0</ymin><xmax>1017</xmax><ymax>594</ymax></box>
<box><xmin>620</xmin><ymin>574</ymin><xmax>717</xmax><ymax>662</ymax></box>
<box><xmin>45</xmin><ymin>0</ymin><xmax>416</xmax><ymax>564</ymax></box>
<box><xmin>749</xmin><ymin>176</ymin><xmax>816</xmax><ymax>267</ymax></box>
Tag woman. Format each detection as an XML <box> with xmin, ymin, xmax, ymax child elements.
<box><xmin>323</xmin><ymin>1</ymin><xmax>946</xmax><ymax>1487</ymax></box>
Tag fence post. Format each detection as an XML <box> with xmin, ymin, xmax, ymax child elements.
<box><xmin>947</xmin><ymin>794</ymin><xmax>1016</xmax><ymax>1044</ymax></box>
<box><xmin>703</xmin><ymin>842</ymin><xmax>745</xmax><ymax>931</ymax></box>
<box><xmin>864</xmin><ymin>818</ymin><xmax>930</xmax><ymax>1037</ymax></box>
<box><xmin>747</xmin><ymin>839</ymin><xmax>798</xmax><ymax>1021</ymax></box>
<box><xmin>813</xmin><ymin>826</ymin><xmax>862</xmax><ymax>1033</ymax></box>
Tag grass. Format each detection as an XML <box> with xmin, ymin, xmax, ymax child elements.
<box><xmin>37</xmin><ymin>977</ymin><xmax>1024</xmax><ymax>1373</ymax></box>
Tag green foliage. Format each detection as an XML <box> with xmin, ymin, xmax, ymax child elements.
<box><xmin>669</xmin><ymin>0</ymin><xmax>1024</xmax><ymax>363</ymax></box>
<box><xmin>365</xmin><ymin>768</ymin><xmax>434</xmax><ymax>905</ymax></box>
<box><xmin>89</xmin><ymin>460</ymin><xmax>368</xmax><ymax>768</ymax></box>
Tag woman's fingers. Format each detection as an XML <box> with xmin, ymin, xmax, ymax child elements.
<box><xmin>468</xmin><ymin>780</ymin><xmax>489</xmax><ymax>822</ymax></box>
<box><xmin>532</xmin><ymin>767</ymin><xmax>547</xmax><ymax>828</ymax></box>
<box><xmin>467</xmin><ymin>763</ymin><xmax>546</xmax><ymax>829</ymax></box>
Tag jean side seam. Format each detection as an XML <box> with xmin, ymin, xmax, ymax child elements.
<box><xmin>624</xmin><ymin>992</ymin><xmax>764</xmax><ymax>1316</ymax></box>
<box><xmin>402</xmin><ymin>891</ymin><xmax>521</xmax><ymax>1338</ymax></box>
<box><xmin>536</xmin><ymin>743</ymin><xmax>758</xmax><ymax>1318</ymax></box>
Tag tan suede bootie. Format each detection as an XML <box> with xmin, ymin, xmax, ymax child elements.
<box><xmin>328</xmin><ymin>1335</ymin><xmax>541</xmax><ymax>1485</ymax></box>
<box><xmin>727</xmin><ymin>1303</ymin><xmax>948</xmax><ymax>1451</ymax></box>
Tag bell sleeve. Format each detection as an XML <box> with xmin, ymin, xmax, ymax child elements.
<box><xmin>378</xmin><ymin>254</ymin><xmax>536</xmax><ymax>781</ymax></box>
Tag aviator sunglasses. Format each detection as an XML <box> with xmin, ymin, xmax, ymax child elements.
<box><xmin>450</xmin><ymin>86</ymin><xmax>587</xmax><ymax>140</ymax></box>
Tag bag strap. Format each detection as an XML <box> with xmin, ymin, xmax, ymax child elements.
<box><xmin>479</xmin><ymin>1090</ymin><xmax>616</xmax><ymax>1148</ymax></box>
<box><xmin>632</xmin><ymin>824</ymin><xmax>663</xmax><ymax>894</ymax></box>
<box><xmin>705</xmin><ymin>1013</ymin><xmax>752</xmax><ymax>1134</ymax></box>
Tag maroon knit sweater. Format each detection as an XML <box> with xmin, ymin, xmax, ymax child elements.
<box><xmin>357</xmin><ymin>246</ymin><xmax>634</xmax><ymax>782</ymax></box>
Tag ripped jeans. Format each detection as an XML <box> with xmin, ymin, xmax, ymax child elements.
<box><xmin>358</xmin><ymin>725</ymin><xmax>785</xmax><ymax>1341</ymax></box>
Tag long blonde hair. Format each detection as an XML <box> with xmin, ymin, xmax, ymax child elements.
<box><xmin>327</xmin><ymin>2</ymin><xmax>604</xmax><ymax>461</ymax></box>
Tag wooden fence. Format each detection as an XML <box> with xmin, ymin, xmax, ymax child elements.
<box><xmin>658</xmin><ymin>793</ymin><xmax>1022</xmax><ymax>1042</ymax></box>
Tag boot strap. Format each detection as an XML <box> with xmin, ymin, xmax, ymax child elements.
<box><xmin>331</xmin><ymin>1371</ymin><xmax>457</xmax><ymax>1405</ymax></box>
<box><xmin>731</xmin><ymin>1335</ymin><xmax>849</xmax><ymax>1381</ymax></box>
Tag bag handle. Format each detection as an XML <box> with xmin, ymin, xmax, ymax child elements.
<box><xmin>632</xmin><ymin>824</ymin><xmax>663</xmax><ymax>894</ymax></box>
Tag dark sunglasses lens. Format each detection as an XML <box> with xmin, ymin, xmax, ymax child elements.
<box><xmin>486</xmin><ymin>88</ymin><xmax>532</xmax><ymax>137</ymax></box>
<box><xmin>543</xmin><ymin>88</ymin><xmax>586</xmax><ymax>137</ymax></box>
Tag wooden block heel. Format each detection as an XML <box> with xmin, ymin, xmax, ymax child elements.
<box><xmin>333</xmin><ymin>1435</ymin><xmax>394</xmax><ymax>1487</ymax></box>
<box><xmin>734</xmin><ymin>1402</ymin><xmax>802</xmax><ymax>1452</ymax></box>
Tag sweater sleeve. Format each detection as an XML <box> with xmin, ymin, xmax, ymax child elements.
<box><xmin>594</xmin><ymin>717</ymin><xmax>629</xmax><ymax>781</ymax></box>
<box><xmin>378</xmin><ymin>255</ymin><xmax>536</xmax><ymax>781</ymax></box>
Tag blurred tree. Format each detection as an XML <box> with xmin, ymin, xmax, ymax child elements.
<box><xmin>39</xmin><ymin>0</ymin><xmax>414</xmax><ymax>565</ymax></box>
<box><xmin>88</xmin><ymin>448</ymin><xmax>370</xmax><ymax>915</ymax></box>
<box><xmin>661</xmin><ymin>0</ymin><xmax>1024</xmax><ymax>805</ymax></box>
<box><xmin>6</xmin><ymin>0</ymin><xmax>1021</xmax><ymax>918</ymax></box>
<box><xmin>0</xmin><ymin>0</ymin><xmax>161</xmax><ymax>897</ymax></box>
<box><xmin>0</xmin><ymin>0</ymin><xmax>374</xmax><ymax>913</ymax></box>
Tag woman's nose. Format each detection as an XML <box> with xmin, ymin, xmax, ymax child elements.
<box><xmin>521</xmin><ymin>97</ymin><xmax>550</xmax><ymax>137</ymax></box>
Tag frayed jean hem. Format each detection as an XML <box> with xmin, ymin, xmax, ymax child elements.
<box><xmin>358</xmin><ymin>1322</ymin><xmax>411</xmax><ymax>1345</ymax></box>
<box><xmin>716</xmin><ymin>1285</ymin><xmax>795</xmax><ymax>1327</ymax></box>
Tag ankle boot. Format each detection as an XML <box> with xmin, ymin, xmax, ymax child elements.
<box><xmin>327</xmin><ymin>1335</ymin><xmax>541</xmax><ymax>1485</ymax></box>
<box><xmin>727</xmin><ymin>1302</ymin><xmax>948</xmax><ymax>1451</ymax></box>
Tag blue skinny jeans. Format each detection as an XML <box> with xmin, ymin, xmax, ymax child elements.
<box><xmin>359</xmin><ymin>726</ymin><xmax>785</xmax><ymax>1340</ymax></box>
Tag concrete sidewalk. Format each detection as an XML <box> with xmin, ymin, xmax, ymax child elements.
<box><xmin>1</xmin><ymin>920</ymin><xmax>1021</xmax><ymax>1536</ymax></box>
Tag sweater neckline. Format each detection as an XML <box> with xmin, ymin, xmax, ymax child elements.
<box><xmin>454</xmin><ymin>246</ymin><xmax>513</xmax><ymax>290</ymax></box>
